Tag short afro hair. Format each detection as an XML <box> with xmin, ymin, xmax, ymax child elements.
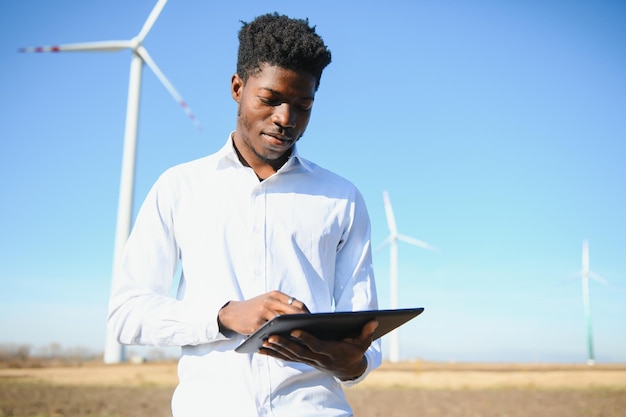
<box><xmin>236</xmin><ymin>13</ymin><xmax>332</xmax><ymax>90</ymax></box>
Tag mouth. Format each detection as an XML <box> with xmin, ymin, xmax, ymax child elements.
<box><xmin>263</xmin><ymin>132</ymin><xmax>294</xmax><ymax>147</ymax></box>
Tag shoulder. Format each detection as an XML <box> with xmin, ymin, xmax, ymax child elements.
<box><xmin>146</xmin><ymin>152</ymin><xmax>225</xmax><ymax>206</ymax></box>
<box><xmin>296</xmin><ymin>156</ymin><xmax>364</xmax><ymax>200</ymax></box>
<box><xmin>158</xmin><ymin>147</ymin><xmax>229</xmax><ymax>183</ymax></box>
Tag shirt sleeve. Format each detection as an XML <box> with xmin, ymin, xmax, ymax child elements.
<box><xmin>107</xmin><ymin>173</ymin><xmax>231</xmax><ymax>347</ymax></box>
<box><xmin>333</xmin><ymin>187</ymin><xmax>383</xmax><ymax>385</ymax></box>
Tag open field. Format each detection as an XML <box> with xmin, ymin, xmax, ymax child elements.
<box><xmin>1</xmin><ymin>361</ymin><xmax>625</xmax><ymax>416</ymax></box>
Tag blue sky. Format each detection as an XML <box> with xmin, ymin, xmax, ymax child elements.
<box><xmin>1</xmin><ymin>0</ymin><xmax>624</xmax><ymax>363</ymax></box>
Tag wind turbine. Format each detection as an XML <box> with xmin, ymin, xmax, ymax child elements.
<box><xmin>378</xmin><ymin>190</ymin><xmax>438</xmax><ymax>363</ymax></box>
<box><xmin>19</xmin><ymin>0</ymin><xmax>200</xmax><ymax>364</ymax></box>
<box><xmin>579</xmin><ymin>239</ymin><xmax>607</xmax><ymax>366</ymax></box>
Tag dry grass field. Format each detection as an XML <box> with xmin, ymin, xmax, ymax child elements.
<box><xmin>1</xmin><ymin>361</ymin><xmax>625</xmax><ymax>416</ymax></box>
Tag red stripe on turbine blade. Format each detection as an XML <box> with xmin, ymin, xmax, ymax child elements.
<box><xmin>35</xmin><ymin>47</ymin><xmax>44</xmax><ymax>52</ymax></box>
<box><xmin>51</xmin><ymin>46</ymin><xmax>60</xmax><ymax>52</ymax></box>
<box><xmin>178</xmin><ymin>101</ymin><xmax>199</xmax><ymax>123</ymax></box>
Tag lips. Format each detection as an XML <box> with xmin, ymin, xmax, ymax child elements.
<box><xmin>263</xmin><ymin>132</ymin><xmax>293</xmax><ymax>146</ymax></box>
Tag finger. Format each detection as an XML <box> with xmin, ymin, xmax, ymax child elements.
<box><xmin>261</xmin><ymin>337</ymin><xmax>302</xmax><ymax>361</ymax></box>
<box><xmin>262</xmin><ymin>292</ymin><xmax>300</xmax><ymax>317</ymax></box>
<box><xmin>266</xmin><ymin>334</ymin><xmax>321</xmax><ymax>362</ymax></box>
<box><xmin>289</xmin><ymin>330</ymin><xmax>324</xmax><ymax>354</ymax></box>
<box><xmin>282</xmin><ymin>295</ymin><xmax>310</xmax><ymax>314</ymax></box>
<box><xmin>355</xmin><ymin>320</ymin><xmax>378</xmax><ymax>345</ymax></box>
<box><xmin>258</xmin><ymin>345</ymin><xmax>291</xmax><ymax>361</ymax></box>
<box><xmin>260</xmin><ymin>345</ymin><xmax>319</xmax><ymax>369</ymax></box>
<box><xmin>362</xmin><ymin>320</ymin><xmax>379</xmax><ymax>338</ymax></box>
<box><xmin>293</xmin><ymin>299</ymin><xmax>310</xmax><ymax>313</ymax></box>
<box><xmin>340</xmin><ymin>320</ymin><xmax>378</xmax><ymax>347</ymax></box>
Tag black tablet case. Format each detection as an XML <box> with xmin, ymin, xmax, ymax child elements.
<box><xmin>235</xmin><ymin>307</ymin><xmax>424</xmax><ymax>353</ymax></box>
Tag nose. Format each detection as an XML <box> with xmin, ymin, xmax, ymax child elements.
<box><xmin>272</xmin><ymin>103</ymin><xmax>296</xmax><ymax>128</ymax></box>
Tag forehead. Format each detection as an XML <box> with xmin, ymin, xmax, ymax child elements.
<box><xmin>247</xmin><ymin>64</ymin><xmax>316</xmax><ymax>98</ymax></box>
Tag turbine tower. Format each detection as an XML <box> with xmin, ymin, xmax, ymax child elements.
<box><xmin>580</xmin><ymin>239</ymin><xmax>606</xmax><ymax>366</ymax></box>
<box><xmin>378</xmin><ymin>190</ymin><xmax>438</xmax><ymax>363</ymax></box>
<box><xmin>19</xmin><ymin>0</ymin><xmax>200</xmax><ymax>364</ymax></box>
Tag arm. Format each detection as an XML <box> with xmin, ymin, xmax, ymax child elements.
<box><xmin>107</xmin><ymin>174</ymin><xmax>225</xmax><ymax>347</ymax></box>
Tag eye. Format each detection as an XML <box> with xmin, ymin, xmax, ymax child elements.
<box><xmin>297</xmin><ymin>100</ymin><xmax>313</xmax><ymax>112</ymax></box>
<box><xmin>260</xmin><ymin>97</ymin><xmax>281</xmax><ymax>107</ymax></box>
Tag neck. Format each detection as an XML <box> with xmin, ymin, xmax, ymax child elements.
<box><xmin>231</xmin><ymin>138</ymin><xmax>291</xmax><ymax>180</ymax></box>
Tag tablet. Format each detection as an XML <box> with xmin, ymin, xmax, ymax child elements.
<box><xmin>234</xmin><ymin>307</ymin><xmax>424</xmax><ymax>354</ymax></box>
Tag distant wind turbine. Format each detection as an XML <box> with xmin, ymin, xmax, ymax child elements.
<box><xmin>19</xmin><ymin>0</ymin><xmax>200</xmax><ymax>364</ymax></box>
<box><xmin>579</xmin><ymin>239</ymin><xmax>607</xmax><ymax>366</ymax></box>
<box><xmin>378</xmin><ymin>190</ymin><xmax>438</xmax><ymax>363</ymax></box>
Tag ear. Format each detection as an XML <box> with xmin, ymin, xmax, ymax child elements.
<box><xmin>231</xmin><ymin>74</ymin><xmax>244</xmax><ymax>103</ymax></box>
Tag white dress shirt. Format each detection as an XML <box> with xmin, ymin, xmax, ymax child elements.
<box><xmin>108</xmin><ymin>135</ymin><xmax>381</xmax><ymax>417</ymax></box>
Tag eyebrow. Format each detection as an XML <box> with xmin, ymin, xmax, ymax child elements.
<box><xmin>261</xmin><ymin>87</ymin><xmax>314</xmax><ymax>102</ymax></box>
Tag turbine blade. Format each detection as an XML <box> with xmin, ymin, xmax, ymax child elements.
<box><xmin>589</xmin><ymin>271</ymin><xmax>608</xmax><ymax>285</ymax></box>
<box><xmin>19</xmin><ymin>40</ymin><xmax>132</xmax><ymax>53</ymax></box>
<box><xmin>382</xmin><ymin>190</ymin><xmax>398</xmax><ymax>236</ymax></box>
<box><xmin>136</xmin><ymin>46</ymin><xmax>201</xmax><ymax>129</ymax></box>
<box><xmin>374</xmin><ymin>236</ymin><xmax>392</xmax><ymax>253</ymax></box>
<box><xmin>397</xmin><ymin>234</ymin><xmax>440</xmax><ymax>252</ymax></box>
<box><xmin>136</xmin><ymin>0</ymin><xmax>168</xmax><ymax>42</ymax></box>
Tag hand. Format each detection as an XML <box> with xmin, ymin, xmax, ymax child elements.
<box><xmin>259</xmin><ymin>320</ymin><xmax>379</xmax><ymax>381</ymax></box>
<box><xmin>218</xmin><ymin>290</ymin><xmax>310</xmax><ymax>336</ymax></box>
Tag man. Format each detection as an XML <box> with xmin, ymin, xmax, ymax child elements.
<box><xmin>108</xmin><ymin>12</ymin><xmax>381</xmax><ymax>416</ymax></box>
